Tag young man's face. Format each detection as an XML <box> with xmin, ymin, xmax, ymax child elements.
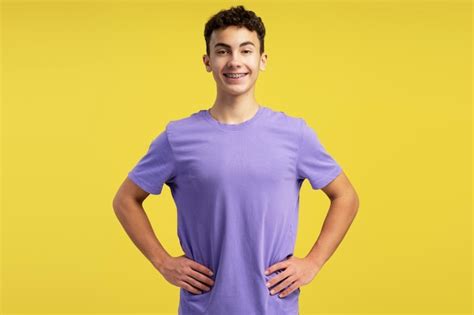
<box><xmin>203</xmin><ymin>25</ymin><xmax>267</xmax><ymax>97</ymax></box>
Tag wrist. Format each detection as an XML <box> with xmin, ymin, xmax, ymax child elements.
<box><xmin>305</xmin><ymin>253</ymin><xmax>325</xmax><ymax>270</ymax></box>
<box><xmin>151</xmin><ymin>252</ymin><xmax>171</xmax><ymax>271</ymax></box>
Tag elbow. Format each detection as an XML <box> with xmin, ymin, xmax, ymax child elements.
<box><xmin>112</xmin><ymin>193</ymin><xmax>128</xmax><ymax>212</ymax></box>
<box><xmin>351</xmin><ymin>192</ymin><xmax>360</xmax><ymax>214</ymax></box>
<box><xmin>333</xmin><ymin>189</ymin><xmax>359</xmax><ymax>213</ymax></box>
<box><xmin>348</xmin><ymin>189</ymin><xmax>359</xmax><ymax>213</ymax></box>
<box><xmin>112</xmin><ymin>195</ymin><xmax>121</xmax><ymax>212</ymax></box>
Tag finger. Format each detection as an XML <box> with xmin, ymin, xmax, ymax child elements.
<box><xmin>265</xmin><ymin>260</ymin><xmax>290</xmax><ymax>276</ymax></box>
<box><xmin>278</xmin><ymin>281</ymin><xmax>300</xmax><ymax>298</ymax></box>
<box><xmin>179</xmin><ymin>280</ymin><xmax>203</xmax><ymax>295</ymax></box>
<box><xmin>186</xmin><ymin>273</ymin><xmax>212</xmax><ymax>292</ymax></box>
<box><xmin>191</xmin><ymin>262</ymin><xmax>214</xmax><ymax>277</ymax></box>
<box><xmin>189</xmin><ymin>268</ymin><xmax>215</xmax><ymax>287</ymax></box>
<box><xmin>266</xmin><ymin>269</ymin><xmax>293</xmax><ymax>289</ymax></box>
<box><xmin>269</xmin><ymin>275</ymin><xmax>297</xmax><ymax>296</ymax></box>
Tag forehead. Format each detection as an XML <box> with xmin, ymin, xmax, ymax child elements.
<box><xmin>210</xmin><ymin>26</ymin><xmax>259</xmax><ymax>49</ymax></box>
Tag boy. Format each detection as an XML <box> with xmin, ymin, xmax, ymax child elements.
<box><xmin>113</xmin><ymin>5</ymin><xmax>359</xmax><ymax>315</ymax></box>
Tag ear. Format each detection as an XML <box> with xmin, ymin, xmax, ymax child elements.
<box><xmin>203</xmin><ymin>54</ymin><xmax>212</xmax><ymax>72</ymax></box>
<box><xmin>260</xmin><ymin>53</ymin><xmax>268</xmax><ymax>71</ymax></box>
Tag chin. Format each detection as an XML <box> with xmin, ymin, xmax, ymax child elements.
<box><xmin>226</xmin><ymin>86</ymin><xmax>252</xmax><ymax>95</ymax></box>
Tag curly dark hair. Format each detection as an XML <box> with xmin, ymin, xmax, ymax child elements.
<box><xmin>204</xmin><ymin>5</ymin><xmax>266</xmax><ymax>57</ymax></box>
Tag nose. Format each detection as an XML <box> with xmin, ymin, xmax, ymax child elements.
<box><xmin>227</xmin><ymin>54</ymin><xmax>244</xmax><ymax>67</ymax></box>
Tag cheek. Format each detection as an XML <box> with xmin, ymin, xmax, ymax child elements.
<box><xmin>250</xmin><ymin>63</ymin><xmax>261</xmax><ymax>74</ymax></box>
<box><xmin>212</xmin><ymin>71</ymin><xmax>222</xmax><ymax>80</ymax></box>
<box><xmin>249</xmin><ymin>70</ymin><xmax>259</xmax><ymax>79</ymax></box>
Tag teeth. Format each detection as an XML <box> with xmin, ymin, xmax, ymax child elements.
<box><xmin>225</xmin><ymin>73</ymin><xmax>247</xmax><ymax>78</ymax></box>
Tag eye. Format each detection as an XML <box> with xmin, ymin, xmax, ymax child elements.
<box><xmin>216</xmin><ymin>50</ymin><xmax>252</xmax><ymax>55</ymax></box>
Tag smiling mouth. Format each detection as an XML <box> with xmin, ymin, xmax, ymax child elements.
<box><xmin>223</xmin><ymin>73</ymin><xmax>249</xmax><ymax>80</ymax></box>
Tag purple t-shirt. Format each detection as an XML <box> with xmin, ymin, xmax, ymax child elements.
<box><xmin>127</xmin><ymin>105</ymin><xmax>342</xmax><ymax>315</ymax></box>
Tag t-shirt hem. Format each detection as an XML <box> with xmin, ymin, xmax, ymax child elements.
<box><xmin>309</xmin><ymin>165</ymin><xmax>342</xmax><ymax>190</ymax></box>
<box><xmin>127</xmin><ymin>171</ymin><xmax>162</xmax><ymax>195</ymax></box>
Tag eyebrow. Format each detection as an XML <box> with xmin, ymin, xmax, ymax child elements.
<box><xmin>214</xmin><ymin>41</ymin><xmax>255</xmax><ymax>49</ymax></box>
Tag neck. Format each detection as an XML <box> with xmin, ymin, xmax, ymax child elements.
<box><xmin>208</xmin><ymin>101</ymin><xmax>261</xmax><ymax>125</ymax></box>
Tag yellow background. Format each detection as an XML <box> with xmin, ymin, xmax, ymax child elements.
<box><xmin>1</xmin><ymin>0</ymin><xmax>471</xmax><ymax>314</ymax></box>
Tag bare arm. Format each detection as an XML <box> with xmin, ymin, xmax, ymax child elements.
<box><xmin>262</xmin><ymin>170</ymin><xmax>359</xmax><ymax>298</ymax></box>
<box><xmin>112</xmin><ymin>177</ymin><xmax>171</xmax><ymax>270</ymax></box>
<box><xmin>112</xmin><ymin>177</ymin><xmax>215</xmax><ymax>294</ymax></box>
<box><xmin>305</xmin><ymin>171</ymin><xmax>360</xmax><ymax>269</ymax></box>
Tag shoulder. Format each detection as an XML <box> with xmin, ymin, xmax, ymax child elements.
<box><xmin>162</xmin><ymin>109</ymin><xmax>210</xmax><ymax>148</ymax></box>
<box><xmin>165</xmin><ymin>110</ymin><xmax>202</xmax><ymax>133</ymax></box>
<box><xmin>263</xmin><ymin>105</ymin><xmax>305</xmax><ymax>133</ymax></box>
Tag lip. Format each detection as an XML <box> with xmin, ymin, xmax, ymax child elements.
<box><xmin>223</xmin><ymin>72</ymin><xmax>249</xmax><ymax>83</ymax></box>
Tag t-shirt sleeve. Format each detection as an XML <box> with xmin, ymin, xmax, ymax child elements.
<box><xmin>127</xmin><ymin>129</ymin><xmax>177</xmax><ymax>195</ymax></box>
<box><xmin>296</xmin><ymin>119</ymin><xmax>342</xmax><ymax>190</ymax></box>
